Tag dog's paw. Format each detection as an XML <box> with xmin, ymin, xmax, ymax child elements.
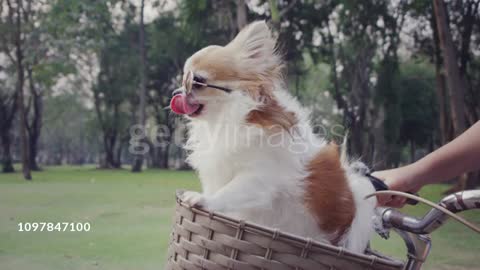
<box><xmin>181</xmin><ymin>191</ymin><xmax>206</xmax><ymax>208</ymax></box>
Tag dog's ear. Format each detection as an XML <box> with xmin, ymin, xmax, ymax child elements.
<box><xmin>230</xmin><ymin>21</ymin><xmax>275</xmax><ymax>59</ymax></box>
<box><xmin>228</xmin><ymin>21</ymin><xmax>279</xmax><ymax>73</ymax></box>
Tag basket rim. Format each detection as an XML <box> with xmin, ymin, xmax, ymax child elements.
<box><xmin>175</xmin><ymin>190</ymin><xmax>404</xmax><ymax>268</ymax></box>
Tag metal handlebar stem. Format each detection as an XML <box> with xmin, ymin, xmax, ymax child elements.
<box><xmin>378</xmin><ymin>190</ymin><xmax>480</xmax><ymax>270</ymax></box>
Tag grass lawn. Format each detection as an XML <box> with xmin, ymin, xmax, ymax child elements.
<box><xmin>0</xmin><ymin>166</ymin><xmax>478</xmax><ymax>270</ymax></box>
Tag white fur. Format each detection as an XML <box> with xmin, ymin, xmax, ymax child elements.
<box><xmin>179</xmin><ymin>21</ymin><xmax>377</xmax><ymax>253</ymax></box>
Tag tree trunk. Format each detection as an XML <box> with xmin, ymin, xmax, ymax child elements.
<box><xmin>105</xmin><ymin>147</ymin><xmax>119</xmax><ymax>169</ymax></box>
<box><xmin>0</xmin><ymin>91</ymin><xmax>17</xmax><ymax>173</ymax></box>
<box><xmin>26</xmin><ymin>68</ymin><xmax>42</xmax><ymax>171</ymax></box>
<box><xmin>162</xmin><ymin>144</ymin><xmax>170</xmax><ymax>168</ymax></box>
<box><xmin>149</xmin><ymin>146</ymin><xmax>169</xmax><ymax>169</ymax></box>
<box><xmin>350</xmin><ymin>46</ymin><xmax>375</xmax><ymax>161</ymax></box>
<box><xmin>28</xmin><ymin>130</ymin><xmax>40</xmax><ymax>170</ymax></box>
<box><xmin>268</xmin><ymin>0</ymin><xmax>297</xmax><ymax>30</ymax></box>
<box><xmin>431</xmin><ymin>11</ymin><xmax>449</xmax><ymax>144</ymax></box>
<box><xmin>325</xmin><ymin>24</ymin><xmax>360</xmax><ymax>158</ymax></box>
<box><xmin>410</xmin><ymin>140</ymin><xmax>416</xmax><ymax>163</ymax></box>
<box><xmin>433</xmin><ymin>0</ymin><xmax>472</xmax><ymax>193</ymax></box>
<box><xmin>268</xmin><ymin>0</ymin><xmax>280</xmax><ymax>29</ymax></box>
<box><xmin>148</xmin><ymin>147</ymin><xmax>157</xmax><ymax>168</ymax></box>
<box><xmin>103</xmin><ymin>134</ymin><xmax>121</xmax><ymax>169</ymax></box>
<box><xmin>132</xmin><ymin>0</ymin><xmax>147</xmax><ymax>173</ymax></box>
<box><xmin>372</xmin><ymin>106</ymin><xmax>386</xmax><ymax>169</ymax></box>
<box><xmin>465</xmin><ymin>171</ymin><xmax>479</xmax><ymax>189</ymax></box>
<box><xmin>236</xmin><ymin>0</ymin><xmax>247</xmax><ymax>31</ymax></box>
<box><xmin>458</xmin><ymin>1</ymin><xmax>478</xmax><ymax>75</ymax></box>
<box><xmin>459</xmin><ymin>1</ymin><xmax>479</xmax><ymax>133</ymax></box>
<box><xmin>115</xmin><ymin>140</ymin><xmax>123</xmax><ymax>168</ymax></box>
<box><xmin>435</xmin><ymin>72</ymin><xmax>449</xmax><ymax>143</ymax></box>
<box><xmin>17</xmin><ymin>57</ymin><xmax>31</xmax><ymax>180</ymax></box>
<box><xmin>1</xmin><ymin>132</ymin><xmax>15</xmax><ymax>173</ymax></box>
<box><xmin>14</xmin><ymin>0</ymin><xmax>31</xmax><ymax>180</ymax></box>
<box><xmin>105</xmin><ymin>150</ymin><xmax>116</xmax><ymax>169</ymax></box>
<box><xmin>433</xmin><ymin>0</ymin><xmax>466</xmax><ymax>136</ymax></box>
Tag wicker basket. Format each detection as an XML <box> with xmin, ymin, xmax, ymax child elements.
<box><xmin>166</xmin><ymin>191</ymin><xmax>404</xmax><ymax>270</ymax></box>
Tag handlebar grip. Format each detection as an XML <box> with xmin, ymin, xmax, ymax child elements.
<box><xmin>440</xmin><ymin>190</ymin><xmax>480</xmax><ymax>213</ymax></box>
<box><xmin>405</xmin><ymin>192</ymin><xmax>420</xmax><ymax>205</ymax></box>
<box><xmin>366</xmin><ymin>173</ymin><xmax>419</xmax><ymax>205</ymax></box>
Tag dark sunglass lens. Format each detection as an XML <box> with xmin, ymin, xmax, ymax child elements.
<box><xmin>193</xmin><ymin>75</ymin><xmax>205</xmax><ymax>84</ymax></box>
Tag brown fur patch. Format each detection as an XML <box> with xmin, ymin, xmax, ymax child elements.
<box><xmin>305</xmin><ymin>143</ymin><xmax>355</xmax><ymax>245</ymax></box>
<box><xmin>192</xmin><ymin>58</ymin><xmax>242</xmax><ymax>82</ymax></box>
<box><xmin>189</xmin><ymin>46</ymin><xmax>252</xmax><ymax>82</ymax></box>
<box><xmin>245</xmin><ymin>89</ymin><xmax>297</xmax><ymax>131</ymax></box>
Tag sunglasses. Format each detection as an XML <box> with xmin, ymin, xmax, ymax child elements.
<box><xmin>181</xmin><ymin>71</ymin><xmax>233</xmax><ymax>94</ymax></box>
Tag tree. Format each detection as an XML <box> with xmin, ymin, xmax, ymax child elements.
<box><xmin>398</xmin><ymin>61</ymin><xmax>437</xmax><ymax>162</ymax></box>
<box><xmin>1</xmin><ymin>0</ymin><xmax>64</xmax><ymax>174</ymax></box>
<box><xmin>0</xmin><ymin>0</ymin><xmax>19</xmax><ymax>173</ymax></box>
<box><xmin>449</xmin><ymin>0</ymin><xmax>479</xmax><ymax>126</ymax></box>
<box><xmin>433</xmin><ymin>0</ymin><xmax>466</xmax><ymax>136</ymax></box>
<box><xmin>146</xmin><ymin>13</ymin><xmax>193</xmax><ymax>168</ymax></box>
<box><xmin>0</xmin><ymin>83</ymin><xmax>17</xmax><ymax>173</ymax></box>
<box><xmin>44</xmin><ymin>0</ymin><xmax>130</xmax><ymax>168</ymax></box>
<box><xmin>94</xmin><ymin>34</ymin><xmax>138</xmax><ymax>168</ymax></box>
<box><xmin>41</xmin><ymin>91</ymin><xmax>99</xmax><ymax>165</ymax></box>
<box><xmin>3</xmin><ymin>0</ymin><xmax>32</xmax><ymax>180</ymax></box>
<box><xmin>433</xmin><ymin>0</ymin><xmax>480</xmax><ymax>190</ymax></box>
<box><xmin>23</xmin><ymin>3</ymin><xmax>47</xmax><ymax>171</ymax></box>
<box><xmin>307</xmin><ymin>1</ymin><xmax>407</xmax><ymax>166</ymax></box>
<box><xmin>407</xmin><ymin>0</ymin><xmax>480</xmax><ymax>188</ymax></box>
<box><xmin>132</xmin><ymin>0</ymin><xmax>147</xmax><ymax>172</ymax></box>
<box><xmin>25</xmin><ymin>66</ymin><xmax>42</xmax><ymax>170</ymax></box>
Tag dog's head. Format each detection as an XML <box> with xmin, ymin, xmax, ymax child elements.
<box><xmin>170</xmin><ymin>21</ymin><xmax>296</xmax><ymax>130</ymax></box>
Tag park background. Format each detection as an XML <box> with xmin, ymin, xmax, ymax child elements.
<box><xmin>0</xmin><ymin>0</ymin><xmax>479</xmax><ymax>269</ymax></box>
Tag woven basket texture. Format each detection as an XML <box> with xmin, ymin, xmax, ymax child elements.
<box><xmin>166</xmin><ymin>191</ymin><xmax>404</xmax><ymax>270</ymax></box>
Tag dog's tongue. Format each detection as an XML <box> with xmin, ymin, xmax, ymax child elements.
<box><xmin>170</xmin><ymin>94</ymin><xmax>200</xmax><ymax>115</ymax></box>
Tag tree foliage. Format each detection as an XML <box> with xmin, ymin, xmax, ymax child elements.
<box><xmin>0</xmin><ymin>0</ymin><xmax>478</xmax><ymax>183</ymax></box>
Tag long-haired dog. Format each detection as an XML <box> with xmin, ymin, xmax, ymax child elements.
<box><xmin>170</xmin><ymin>21</ymin><xmax>376</xmax><ymax>253</ymax></box>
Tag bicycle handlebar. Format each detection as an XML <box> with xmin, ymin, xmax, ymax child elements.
<box><xmin>379</xmin><ymin>190</ymin><xmax>480</xmax><ymax>234</ymax></box>
<box><xmin>439</xmin><ymin>189</ymin><xmax>480</xmax><ymax>213</ymax></box>
<box><xmin>376</xmin><ymin>190</ymin><xmax>479</xmax><ymax>270</ymax></box>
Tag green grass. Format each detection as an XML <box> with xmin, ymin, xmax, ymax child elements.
<box><xmin>0</xmin><ymin>166</ymin><xmax>478</xmax><ymax>270</ymax></box>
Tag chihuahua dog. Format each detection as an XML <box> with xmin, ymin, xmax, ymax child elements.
<box><xmin>170</xmin><ymin>21</ymin><xmax>376</xmax><ymax>253</ymax></box>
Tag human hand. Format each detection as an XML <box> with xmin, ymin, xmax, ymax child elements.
<box><xmin>372</xmin><ymin>165</ymin><xmax>424</xmax><ymax>208</ymax></box>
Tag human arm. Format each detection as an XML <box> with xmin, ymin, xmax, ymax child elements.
<box><xmin>373</xmin><ymin>121</ymin><xmax>480</xmax><ymax>207</ymax></box>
